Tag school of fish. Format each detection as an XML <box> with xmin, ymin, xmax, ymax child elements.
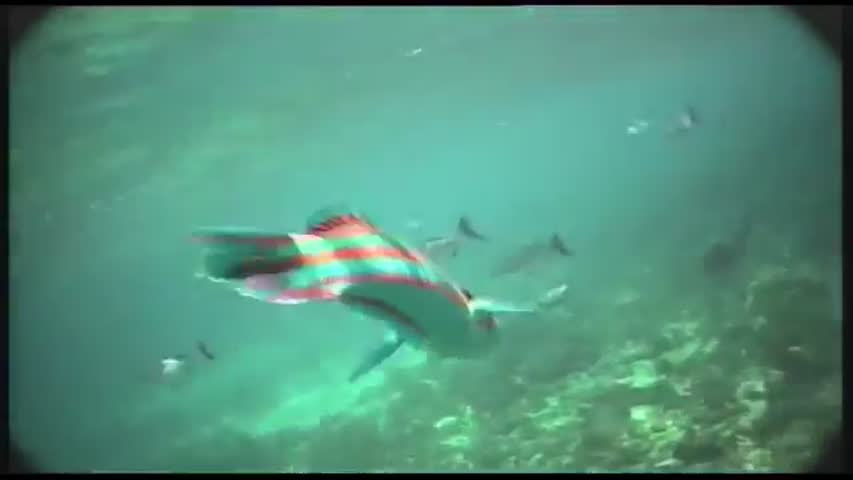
<box><xmin>190</xmin><ymin>206</ymin><xmax>575</xmax><ymax>382</ymax></box>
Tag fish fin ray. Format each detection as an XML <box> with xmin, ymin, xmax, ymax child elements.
<box><xmin>306</xmin><ymin>204</ymin><xmax>378</xmax><ymax>237</ymax></box>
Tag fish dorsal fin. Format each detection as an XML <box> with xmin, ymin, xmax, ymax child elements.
<box><xmin>550</xmin><ymin>234</ymin><xmax>574</xmax><ymax>256</ymax></box>
<box><xmin>305</xmin><ymin>205</ymin><xmax>378</xmax><ymax>237</ymax></box>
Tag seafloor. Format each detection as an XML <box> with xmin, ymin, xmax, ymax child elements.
<box><xmin>148</xmin><ymin>253</ymin><xmax>841</xmax><ymax>473</ymax></box>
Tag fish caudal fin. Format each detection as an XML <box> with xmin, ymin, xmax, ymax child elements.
<box><xmin>348</xmin><ymin>334</ymin><xmax>406</xmax><ymax>382</ymax></box>
<box><xmin>191</xmin><ymin>227</ymin><xmax>301</xmax><ymax>280</ymax></box>
<box><xmin>457</xmin><ymin>216</ymin><xmax>487</xmax><ymax>241</ymax></box>
<box><xmin>550</xmin><ymin>234</ymin><xmax>574</xmax><ymax>256</ymax></box>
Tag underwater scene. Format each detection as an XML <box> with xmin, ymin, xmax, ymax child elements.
<box><xmin>9</xmin><ymin>6</ymin><xmax>841</xmax><ymax>473</ymax></box>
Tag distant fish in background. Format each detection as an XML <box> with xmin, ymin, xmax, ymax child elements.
<box><xmin>422</xmin><ymin>216</ymin><xmax>488</xmax><ymax>261</ymax></box>
<box><xmin>626</xmin><ymin>119</ymin><xmax>650</xmax><ymax>136</ymax></box>
<box><xmin>197</xmin><ymin>340</ymin><xmax>216</xmax><ymax>361</ymax></box>
<box><xmin>493</xmin><ymin>233</ymin><xmax>574</xmax><ymax>277</ymax></box>
<box><xmin>160</xmin><ymin>355</ymin><xmax>187</xmax><ymax>376</ymax></box>
<box><xmin>143</xmin><ymin>354</ymin><xmax>189</xmax><ymax>385</ymax></box>
<box><xmin>144</xmin><ymin>342</ymin><xmax>215</xmax><ymax>385</ymax></box>
<box><xmin>536</xmin><ymin>283</ymin><xmax>570</xmax><ymax>309</ymax></box>
<box><xmin>702</xmin><ymin>213</ymin><xmax>753</xmax><ymax>276</ymax></box>
<box><xmin>668</xmin><ymin>106</ymin><xmax>699</xmax><ymax>136</ymax></box>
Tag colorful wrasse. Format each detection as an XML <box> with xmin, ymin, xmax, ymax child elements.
<box><xmin>192</xmin><ymin>206</ymin><xmax>534</xmax><ymax>381</ymax></box>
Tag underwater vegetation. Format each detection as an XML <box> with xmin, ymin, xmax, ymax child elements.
<box><xmin>146</xmin><ymin>248</ymin><xmax>840</xmax><ymax>473</ymax></box>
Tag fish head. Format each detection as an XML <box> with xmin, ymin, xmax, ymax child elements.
<box><xmin>468</xmin><ymin>297</ymin><xmax>537</xmax><ymax>337</ymax></box>
<box><xmin>463</xmin><ymin>307</ymin><xmax>501</xmax><ymax>355</ymax></box>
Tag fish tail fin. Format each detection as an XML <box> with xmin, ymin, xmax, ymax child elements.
<box><xmin>550</xmin><ymin>234</ymin><xmax>574</xmax><ymax>256</ymax></box>
<box><xmin>457</xmin><ymin>216</ymin><xmax>487</xmax><ymax>241</ymax></box>
<box><xmin>191</xmin><ymin>227</ymin><xmax>302</xmax><ymax>280</ymax></box>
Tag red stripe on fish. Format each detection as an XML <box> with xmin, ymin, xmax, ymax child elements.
<box><xmin>308</xmin><ymin>214</ymin><xmax>378</xmax><ymax>237</ymax></box>
<box><xmin>235</xmin><ymin>246</ymin><xmax>424</xmax><ymax>277</ymax></box>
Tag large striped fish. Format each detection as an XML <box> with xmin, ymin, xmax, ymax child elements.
<box><xmin>192</xmin><ymin>206</ymin><xmax>534</xmax><ymax>382</ymax></box>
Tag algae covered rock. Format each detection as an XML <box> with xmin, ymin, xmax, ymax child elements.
<box><xmin>744</xmin><ymin>264</ymin><xmax>840</xmax><ymax>378</ymax></box>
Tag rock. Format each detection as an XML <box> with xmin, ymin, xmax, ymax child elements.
<box><xmin>673</xmin><ymin>428</ymin><xmax>726</xmax><ymax>464</ymax></box>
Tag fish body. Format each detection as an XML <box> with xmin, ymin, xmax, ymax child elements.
<box><xmin>192</xmin><ymin>206</ymin><xmax>531</xmax><ymax>381</ymax></box>
<box><xmin>422</xmin><ymin>216</ymin><xmax>487</xmax><ymax>261</ymax></box>
<box><xmin>160</xmin><ymin>357</ymin><xmax>185</xmax><ymax>376</ymax></box>
<box><xmin>197</xmin><ymin>341</ymin><xmax>216</xmax><ymax>360</ymax></box>
<box><xmin>537</xmin><ymin>283</ymin><xmax>570</xmax><ymax>308</ymax></box>
<box><xmin>627</xmin><ymin>119</ymin><xmax>650</xmax><ymax>135</ymax></box>
<box><xmin>702</xmin><ymin>213</ymin><xmax>752</xmax><ymax>276</ymax></box>
<box><xmin>493</xmin><ymin>233</ymin><xmax>574</xmax><ymax>277</ymax></box>
<box><xmin>668</xmin><ymin>106</ymin><xmax>698</xmax><ymax>136</ymax></box>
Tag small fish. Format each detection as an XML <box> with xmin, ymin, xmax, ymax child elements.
<box><xmin>197</xmin><ymin>341</ymin><xmax>215</xmax><ymax>361</ymax></box>
<box><xmin>192</xmin><ymin>205</ymin><xmax>534</xmax><ymax>383</ymax></box>
<box><xmin>422</xmin><ymin>216</ymin><xmax>487</xmax><ymax>261</ymax></box>
<box><xmin>142</xmin><ymin>354</ymin><xmax>189</xmax><ymax>385</ymax></box>
<box><xmin>668</xmin><ymin>106</ymin><xmax>698</xmax><ymax>136</ymax></box>
<box><xmin>160</xmin><ymin>356</ymin><xmax>186</xmax><ymax>376</ymax></box>
<box><xmin>627</xmin><ymin>119</ymin><xmax>650</xmax><ymax>135</ymax></box>
<box><xmin>536</xmin><ymin>283</ymin><xmax>570</xmax><ymax>308</ymax></box>
<box><xmin>702</xmin><ymin>213</ymin><xmax>752</xmax><ymax>276</ymax></box>
<box><xmin>493</xmin><ymin>233</ymin><xmax>574</xmax><ymax>277</ymax></box>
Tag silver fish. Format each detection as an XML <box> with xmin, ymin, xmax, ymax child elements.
<box><xmin>422</xmin><ymin>216</ymin><xmax>487</xmax><ymax>261</ymax></box>
<box><xmin>668</xmin><ymin>106</ymin><xmax>698</xmax><ymax>136</ymax></box>
<box><xmin>536</xmin><ymin>283</ymin><xmax>570</xmax><ymax>308</ymax></box>
<box><xmin>160</xmin><ymin>356</ymin><xmax>186</xmax><ymax>376</ymax></box>
<box><xmin>493</xmin><ymin>233</ymin><xmax>573</xmax><ymax>277</ymax></box>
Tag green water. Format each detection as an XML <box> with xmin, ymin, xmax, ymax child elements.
<box><xmin>9</xmin><ymin>6</ymin><xmax>841</xmax><ymax>472</ymax></box>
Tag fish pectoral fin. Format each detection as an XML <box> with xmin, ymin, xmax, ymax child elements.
<box><xmin>348</xmin><ymin>336</ymin><xmax>406</xmax><ymax>383</ymax></box>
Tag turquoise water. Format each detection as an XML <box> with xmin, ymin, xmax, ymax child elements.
<box><xmin>9</xmin><ymin>6</ymin><xmax>841</xmax><ymax>472</ymax></box>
